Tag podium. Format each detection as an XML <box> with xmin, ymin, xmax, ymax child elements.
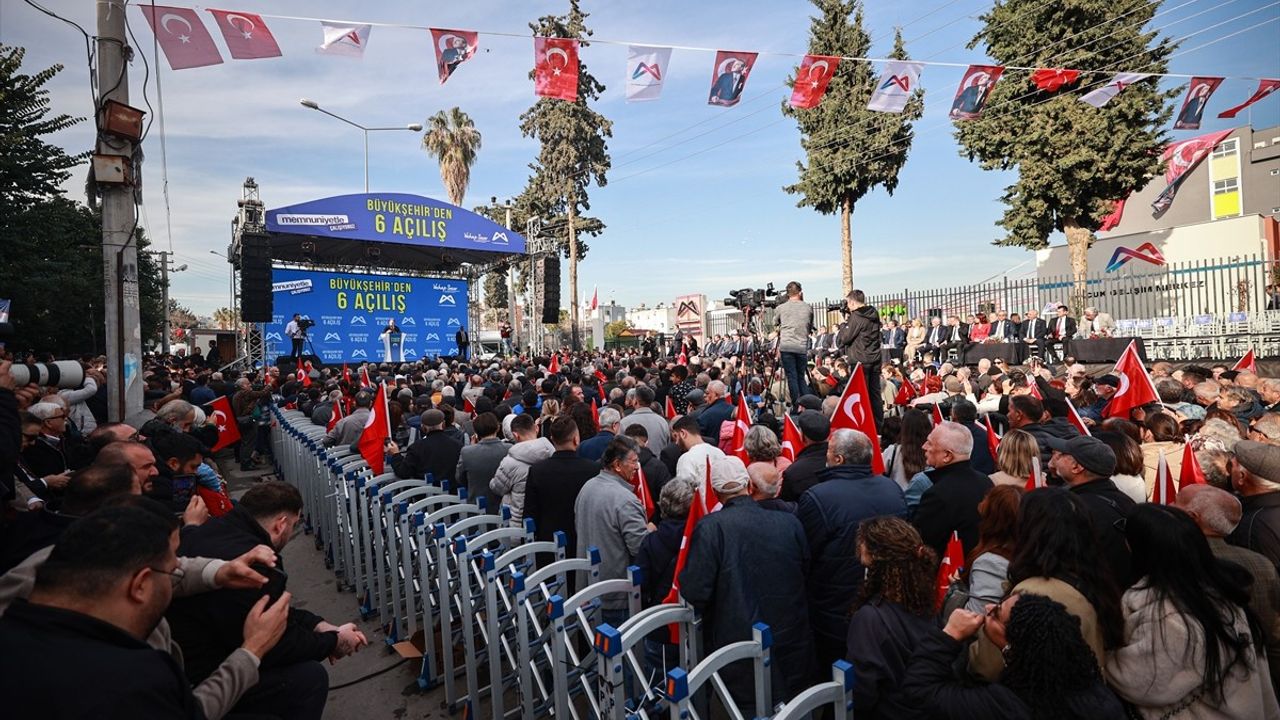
<box><xmin>381</xmin><ymin>331</ymin><xmax>405</xmax><ymax>364</ymax></box>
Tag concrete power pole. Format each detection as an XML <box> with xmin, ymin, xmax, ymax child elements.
<box><xmin>155</xmin><ymin>251</ymin><xmax>185</xmax><ymax>355</ymax></box>
<box><xmin>97</xmin><ymin>2</ymin><xmax>143</xmax><ymax>422</ymax></box>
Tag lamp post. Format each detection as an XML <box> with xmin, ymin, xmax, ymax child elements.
<box><xmin>299</xmin><ymin>99</ymin><xmax>423</xmax><ymax>192</ymax></box>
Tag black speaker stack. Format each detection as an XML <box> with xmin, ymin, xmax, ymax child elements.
<box><xmin>534</xmin><ymin>255</ymin><xmax>561</xmax><ymax>324</ymax></box>
<box><xmin>240</xmin><ymin>232</ymin><xmax>273</xmax><ymax>323</ymax></box>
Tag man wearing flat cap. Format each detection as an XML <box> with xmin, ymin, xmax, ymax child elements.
<box><xmin>1228</xmin><ymin>440</ymin><xmax>1280</xmax><ymax>568</ymax></box>
<box><xmin>1045</xmin><ymin>435</ymin><xmax>1136</xmax><ymax>586</ymax></box>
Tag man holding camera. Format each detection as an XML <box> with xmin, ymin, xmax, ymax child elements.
<box><xmin>836</xmin><ymin>289</ymin><xmax>884</xmax><ymax>433</ymax></box>
<box><xmin>283</xmin><ymin>314</ymin><xmax>306</xmax><ymax>360</ymax></box>
<box><xmin>775</xmin><ymin>281</ymin><xmax>813</xmax><ymax>411</ymax></box>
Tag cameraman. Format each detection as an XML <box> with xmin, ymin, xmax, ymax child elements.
<box><xmin>835</xmin><ymin>289</ymin><xmax>884</xmax><ymax>432</ymax></box>
<box><xmin>774</xmin><ymin>281</ymin><xmax>813</xmax><ymax>411</ymax></box>
<box><xmin>284</xmin><ymin>314</ymin><xmax>305</xmax><ymax>360</ymax></box>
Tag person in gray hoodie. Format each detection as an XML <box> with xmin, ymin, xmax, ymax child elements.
<box><xmin>490</xmin><ymin>414</ymin><xmax>554</xmax><ymax>525</ymax></box>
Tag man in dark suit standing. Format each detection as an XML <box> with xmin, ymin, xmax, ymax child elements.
<box><xmin>1047</xmin><ymin>305</ymin><xmax>1077</xmax><ymax>364</ymax></box>
<box><xmin>524</xmin><ymin>416</ymin><xmax>600</xmax><ymax>558</ymax></box>
<box><xmin>1019</xmin><ymin>309</ymin><xmax>1047</xmax><ymax>363</ymax></box>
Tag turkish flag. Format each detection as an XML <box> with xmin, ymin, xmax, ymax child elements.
<box><xmin>594</xmin><ymin>369</ymin><xmax>608</xmax><ymax>384</ymax></box>
<box><xmin>360</xmin><ymin>366</ymin><xmax>372</xmax><ymax>388</ymax></box>
<box><xmin>931</xmin><ymin>403</ymin><xmax>945</xmax><ymax>427</ymax></box>
<box><xmin>590</xmin><ymin>286</ymin><xmax>599</xmax><ymax>311</ymax></box>
<box><xmin>208</xmin><ymin>396</ymin><xmax>241</xmax><ymax>451</ymax></box>
<box><xmin>1153</xmin><ymin>452</ymin><xmax>1177</xmax><ymax>505</ymax></box>
<box><xmin>663</xmin><ymin>458</ymin><xmax>719</xmax><ymax>628</ymax></box>
<box><xmin>342</xmin><ymin>362</ymin><xmax>352</xmax><ymax>385</ymax></box>
<box><xmin>356</xmin><ymin>382</ymin><xmax>391</xmax><ymax>475</ymax></box>
<box><xmin>1218</xmin><ymin>79</ymin><xmax>1280</xmax><ymax>119</ymax></box>
<box><xmin>829</xmin><ymin>362</ymin><xmax>886</xmax><ymax>474</ymax></box>
<box><xmin>781</xmin><ymin>412</ymin><xmax>802</xmax><ymax>463</ymax></box>
<box><xmin>548</xmin><ymin>354</ymin><xmax>560</xmax><ymax>374</ymax></box>
<box><xmin>729</xmin><ymin>392</ymin><xmax>752</xmax><ymax>465</ymax></box>
<box><xmin>1025</xmin><ymin>455</ymin><xmax>1047</xmax><ymax>491</ymax></box>
<box><xmin>207</xmin><ymin>9</ymin><xmax>281</xmax><ymax>59</ymax></box>
<box><xmin>1179</xmin><ymin>442</ymin><xmax>1207</xmax><ymax>490</ymax></box>
<box><xmin>534</xmin><ymin>37</ymin><xmax>579</xmax><ymax>102</ymax></box>
<box><xmin>463</xmin><ymin>396</ymin><xmax>476</xmax><ymax>417</ymax></box>
<box><xmin>665</xmin><ymin>396</ymin><xmax>678</xmax><ymax>420</ymax></box>
<box><xmin>1233</xmin><ymin>349</ymin><xmax>1258</xmax><ymax>374</ymax></box>
<box><xmin>790</xmin><ymin>54</ymin><xmax>841</xmax><ymax>109</ymax></box>
<box><xmin>984</xmin><ymin>415</ymin><xmax>1001</xmax><ymax>462</ymax></box>
<box><xmin>295</xmin><ymin>367</ymin><xmax>307</xmax><ymax>386</ymax></box>
<box><xmin>590</xmin><ymin>397</ymin><xmax>600</xmax><ymax>428</ymax></box>
<box><xmin>1066</xmin><ymin>400</ymin><xmax>1093</xmax><ymax>437</ymax></box>
<box><xmin>1098</xmin><ymin>197</ymin><xmax>1127</xmax><ymax>232</ymax></box>
<box><xmin>935</xmin><ymin>531</ymin><xmax>965</xmax><ymax>611</ymax></box>
<box><xmin>678</xmin><ymin>351</ymin><xmax>688</xmax><ymax>366</ymax></box>
<box><xmin>1031</xmin><ymin>68</ymin><xmax>1079</xmax><ymax>92</ymax></box>
<box><xmin>635</xmin><ymin>465</ymin><xmax>655</xmax><ymax>520</ymax></box>
<box><xmin>893</xmin><ymin>378</ymin><xmax>918</xmax><ymax>406</ymax></box>
<box><xmin>1103</xmin><ymin>341</ymin><xmax>1159</xmax><ymax>419</ymax></box>
<box><xmin>141</xmin><ymin>6</ymin><xmax>224</xmax><ymax>70</ymax></box>
<box><xmin>326</xmin><ymin>398</ymin><xmax>344</xmax><ymax>432</ymax></box>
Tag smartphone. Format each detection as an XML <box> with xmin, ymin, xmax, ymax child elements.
<box><xmin>252</xmin><ymin>564</ymin><xmax>288</xmax><ymax>602</ymax></box>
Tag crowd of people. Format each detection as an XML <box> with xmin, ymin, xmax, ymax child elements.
<box><xmin>3</xmin><ymin>289</ymin><xmax>1280</xmax><ymax>717</ymax></box>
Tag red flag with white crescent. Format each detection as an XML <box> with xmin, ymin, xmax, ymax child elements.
<box><xmin>534</xmin><ymin>37</ymin><xmax>579</xmax><ymax>102</ymax></box>
<box><xmin>893</xmin><ymin>378</ymin><xmax>918</xmax><ymax>406</ymax></box>
<box><xmin>326</xmin><ymin>398</ymin><xmax>344</xmax><ymax>432</ymax></box>
<box><xmin>359</xmin><ymin>365</ymin><xmax>372</xmax><ymax>388</ymax></box>
<box><xmin>635</xmin><ymin>465</ymin><xmax>655</xmax><ymax>520</ymax></box>
<box><xmin>829</xmin><ymin>363</ymin><xmax>886</xmax><ymax>474</ymax></box>
<box><xmin>1218</xmin><ymin>78</ymin><xmax>1280</xmax><ymax>119</ymax></box>
<box><xmin>1152</xmin><ymin>129</ymin><xmax>1234</xmax><ymax>213</ymax></box>
<box><xmin>208</xmin><ymin>396</ymin><xmax>241</xmax><ymax>451</ymax></box>
<box><xmin>1179</xmin><ymin>441</ymin><xmax>1207</xmax><ymax>490</ymax></box>
<box><xmin>663</xmin><ymin>457</ymin><xmax>719</xmax><ymax>632</ymax></box>
<box><xmin>356</xmin><ymin>382</ymin><xmax>391</xmax><ymax>475</ymax></box>
<box><xmin>1104</xmin><ymin>341</ymin><xmax>1160</xmax><ymax>419</ymax></box>
<box><xmin>935</xmin><ymin>531</ymin><xmax>965</xmax><ymax>610</ymax></box>
<box><xmin>463</xmin><ymin>395</ymin><xmax>476</xmax><ymax>417</ymax></box>
<box><xmin>429</xmin><ymin>28</ymin><xmax>478</xmax><ymax>85</ymax></box>
<box><xmin>1066</xmin><ymin>400</ymin><xmax>1093</xmax><ymax>437</ymax></box>
<box><xmin>781</xmin><ymin>412</ymin><xmax>802</xmax><ymax>463</ymax></box>
<box><xmin>141</xmin><ymin>5</ymin><xmax>224</xmax><ymax>70</ymax></box>
<box><xmin>931</xmin><ymin>403</ymin><xmax>945</xmax><ymax>427</ymax></box>
<box><xmin>1025</xmin><ymin>455</ymin><xmax>1047</xmax><ymax>491</ymax></box>
<box><xmin>665</xmin><ymin>396</ymin><xmax>678</xmax><ymax>420</ymax></box>
<box><xmin>1233</xmin><ymin>349</ymin><xmax>1258</xmax><ymax>374</ymax></box>
<box><xmin>730</xmin><ymin>392</ymin><xmax>752</xmax><ymax>465</ymax></box>
<box><xmin>790</xmin><ymin>54</ymin><xmax>841</xmax><ymax>109</ymax></box>
<box><xmin>207</xmin><ymin>9</ymin><xmax>282</xmax><ymax>59</ymax></box>
<box><xmin>548</xmin><ymin>354</ymin><xmax>560</xmax><ymax>374</ymax></box>
<box><xmin>342</xmin><ymin>362</ymin><xmax>352</xmax><ymax>385</ymax></box>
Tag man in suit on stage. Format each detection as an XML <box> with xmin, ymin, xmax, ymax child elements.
<box><xmin>923</xmin><ymin>316</ymin><xmax>947</xmax><ymax>359</ymax></box>
<box><xmin>1048</xmin><ymin>305</ymin><xmax>1077</xmax><ymax>364</ymax></box>
<box><xmin>1078</xmin><ymin>306</ymin><xmax>1116</xmax><ymax>338</ymax></box>
<box><xmin>1018</xmin><ymin>309</ymin><xmax>1047</xmax><ymax>363</ymax></box>
<box><xmin>990</xmin><ymin>310</ymin><xmax>1016</xmax><ymax>343</ymax></box>
<box><xmin>939</xmin><ymin>315</ymin><xmax>969</xmax><ymax>360</ymax></box>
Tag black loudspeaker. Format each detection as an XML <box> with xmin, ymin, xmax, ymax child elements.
<box><xmin>535</xmin><ymin>256</ymin><xmax>561</xmax><ymax>324</ymax></box>
<box><xmin>240</xmin><ymin>232</ymin><xmax>273</xmax><ymax>323</ymax></box>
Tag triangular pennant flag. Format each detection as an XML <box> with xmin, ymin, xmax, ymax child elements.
<box><xmin>1152</xmin><ymin>129</ymin><xmax>1234</xmax><ymax>213</ymax></box>
<box><xmin>1080</xmin><ymin>72</ymin><xmax>1150</xmax><ymax>108</ymax></box>
<box><xmin>207</xmin><ymin>9</ymin><xmax>281</xmax><ymax>60</ymax></box>
<box><xmin>1174</xmin><ymin>77</ymin><xmax>1224</xmax><ymax>130</ymax></box>
<box><xmin>326</xmin><ymin>398</ymin><xmax>344</xmax><ymax>432</ymax></box>
<box><xmin>1153</xmin><ymin>451</ymin><xmax>1177</xmax><ymax>506</ymax></box>
<box><xmin>708</xmin><ymin>51</ymin><xmax>758</xmax><ymax>107</ymax></box>
<box><xmin>868</xmin><ymin>60</ymin><xmax>923</xmax><ymax>113</ymax></box>
<box><xmin>665</xmin><ymin>396</ymin><xmax>678</xmax><ymax>420</ymax></box>
<box><xmin>208</xmin><ymin>396</ymin><xmax>241</xmax><ymax>451</ymax></box>
<box><xmin>931</xmin><ymin>403</ymin><xmax>945</xmax><ymax>427</ymax></box>
<box><xmin>829</xmin><ymin>363</ymin><xmax>886</xmax><ymax>474</ymax></box>
<box><xmin>533</xmin><ymin>37</ymin><xmax>579</xmax><ymax>102</ymax></box>
<box><xmin>141</xmin><ymin>5</ymin><xmax>224</xmax><ymax>70</ymax></box>
<box><xmin>1218</xmin><ymin>79</ymin><xmax>1280</xmax><ymax>119</ymax></box>
<box><xmin>1233</xmin><ymin>350</ymin><xmax>1258</xmax><ymax>374</ymax></box>
<box><xmin>730</xmin><ymin>392</ymin><xmax>752</xmax><ymax>466</ymax></box>
<box><xmin>625</xmin><ymin>45</ymin><xmax>672</xmax><ymax>102</ymax></box>
<box><xmin>781</xmin><ymin>412</ymin><xmax>802</xmax><ymax>463</ymax></box>
<box><xmin>429</xmin><ymin>28</ymin><xmax>478</xmax><ymax>85</ymax></box>
<box><xmin>635</xmin><ymin>464</ymin><xmax>655</xmax><ymax>519</ymax></box>
<box><xmin>356</xmin><ymin>382</ymin><xmax>391</xmax><ymax>475</ymax></box>
<box><xmin>949</xmin><ymin>64</ymin><xmax>1004</xmax><ymax>119</ymax></box>
<box><xmin>984</xmin><ymin>415</ymin><xmax>1001</xmax><ymax>462</ymax></box>
<box><xmin>893</xmin><ymin>378</ymin><xmax>918</xmax><ymax>406</ymax></box>
<box><xmin>317</xmin><ymin>22</ymin><xmax>371</xmax><ymax>58</ymax></box>
<box><xmin>935</xmin><ymin>531</ymin><xmax>965</xmax><ymax>611</ymax></box>
<box><xmin>1103</xmin><ymin>341</ymin><xmax>1160</xmax><ymax>418</ymax></box>
<box><xmin>790</xmin><ymin>54</ymin><xmax>841</xmax><ymax>109</ymax></box>
<box><xmin>1179</xmin><ymin>440</ymin><xmax>1207</xmax><ymax>490</ymax></box>
<box><xmin>1031</xmin><ymin>68</ymin><xmax>1080</xmax><ymax>93</ymax></box>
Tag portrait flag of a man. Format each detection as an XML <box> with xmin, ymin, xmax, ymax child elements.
<box><xmin>789</xmin><ymin>54</ymin><xmax>841</xmax><ymax>109</ymax></box>
<box><xmin>534</xmin><ymin>37</ymin><xmax>580</xmax><ymax>102</ymax></box>
<box><xmin>626</xmin><ymin>45</ymin><xmax>672</xmax><ymax>102</ymax></box>
<box><xmin>707</xmin><ymin>50</ymin><xmax>759</xmax><ymax>108</ymax></box>
<box><xmin>430</xmin><ymin>29</ymin><xmax>479</xmax><ymax>85</ymax></box>
<box><xmin>1174</xmin><ymin>77</ymin><xmax>1223</xmax><ymax>130</ymax></box>
<box><xmin>949</xmin><ymin>64</ymin><xmax>1004</xmax><ymax>120</ymax></box>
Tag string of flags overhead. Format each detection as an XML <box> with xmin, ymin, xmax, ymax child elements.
<box><xmin>139</xmin><ymin>6</ymin><xmax>1278</xmax><ymax>127</ymax></box>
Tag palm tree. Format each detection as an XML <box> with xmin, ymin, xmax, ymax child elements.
<box><xmin>212</xmin><ymin>307</ymin><xmax>238</xmax><ymax>330</ymax></box>
<box><xmin>421</xmin><ymin>107</ymin><xmax>482</xmax><ymax>206</ymax></box>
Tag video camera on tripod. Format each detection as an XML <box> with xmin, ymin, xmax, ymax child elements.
<box><xmin>724</xmin><ymin>284</ymin><xmax>780</xmax><ymax>311</ymax></box>
<box><xmin>296</xmin><ymin>317</ymin><xmax>316</xmax><ymax>333</ymax></box>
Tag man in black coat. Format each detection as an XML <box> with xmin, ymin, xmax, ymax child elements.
<box><xmin>835</xmin><ymin>290</ymin><xmax>884</xmax><ymax>432</ymax></box>
<box><xmin>0</xmin><ymin>506</ymin><xmax>205</xmax><ymax>719</ymax></box>
<box><xmin>680</xmin><ymin>456</ymin><xmax>813</xmax><ymax>705</ymax></box>
<box><xmin>1047</xmin><ymin>305</ymin><xmax>1077</xmax><ymax>364</ymax></box>
<box><xmin>1046</xmin><ymin>435</ymin><xmax>1136</xmax><ymax>587</ymax></box>
<box><xmin>913</xmin><ymin>421</ymin><xmax>994</xmax><ymax>559</ymax></box>
<box><xmin>950</xmin><ymin>399</ymin><xmax>996</xmax><ymax>475</ymax></box>
<box><xmin>167</xmin><ymin>482</ymin><xmax>363</xmax><ymax>720</ymax></box>
<box><xmin>524</xmin><ymin>416</ymin><xmax>599</xmax><ymax>557</ymax></box>
<box><xmin>797</xmin><ymin>429</ymin><xmax>908</xmax><ymax>671</ymax></box>
<box><xmin>623</xmin><ymin>423</ymin><xmax>672</xmax><ymax>522</ymax></box>
<box><xmin>389</xmin><ymin>409</ymin><xmax>463</xmax><ymax>486</ymax></box>
<box><xmin>780</xmin><ymin>411</ymin><xmax>830</xmax><ymax>502</ymax></box>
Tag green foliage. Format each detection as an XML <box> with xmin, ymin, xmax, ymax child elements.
<box><xmin>604</xmin><ymin>319</ymin><xmax>630</xmax><ymax>339</ymax></box>
<box><xmin>421</xmin><ymin>107</ymin><xmax>482</xmax><ymax>206</ymax></box>
<box><xmin>483</xmin><ymin>269</ymin><xmax>509</xmax><ymax>310</ymax></box>
<box><xmin>517</xmin><ymin>0</ymin><xmax>612</xmax><ymax>261</ymax></box>
<box><xmin>0</xmin><ymin>44</ymin><xmax>85</xmax><ymax>211</ymax></box>
<box><xmin>955</xmin><ymin>0</ymin><xmax>1174</xmax><ymax>248</ymax></box>
<box><xmin>782</xmin><ymin>1</ymin><xmax>923</xmax><ymax>214</ymax></box>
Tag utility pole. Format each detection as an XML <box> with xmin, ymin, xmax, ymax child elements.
<box><xmin>568</xmin><ymin>189</ymin><xmax>579</xmax><ymax>351</ymax></box>
<box><xmin>97</xmin><ymin>2</ymin><xmax>142</xmax><ymax>422</ymax></box>
<box><xmin>154</xmin><ymin>251</ymin><xmax>186</xmax><ymax>355</ymax></box>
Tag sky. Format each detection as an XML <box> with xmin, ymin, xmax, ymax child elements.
<box><xmin>3</xmin><ymin>0</ymin><xmax>1278</xmax><ymax>316</ymax></box>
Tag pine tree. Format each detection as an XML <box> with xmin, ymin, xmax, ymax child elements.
<box><xmin>783</xmin><ymin>1</ymin><xmax>923</xmax><ymax>295</ymax></box>
<box><xmin>0</xmin><ymin>44</ymin><xmax>85</xmax><ymax>211</ymax></box>
<box><xmin>518</xmin><ymin>0</ymin><xmax>611</xmax><ymax>349</ymax></box>
<box><xmin>955</xmin><ymin>0</ymin><xmax>1173</xmax><ymax>310</ymax></box>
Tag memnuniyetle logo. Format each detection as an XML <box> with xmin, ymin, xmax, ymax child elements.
<box><xmin>1105</xmin><ymin>242</ymin><xmax>1166</xmax><ymax>273</ymax></box>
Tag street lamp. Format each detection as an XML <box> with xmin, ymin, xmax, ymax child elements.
<box><xmin>298</xmin><ymin>98</ymin><xmax>423</xmax><ymax>192</ymax></box>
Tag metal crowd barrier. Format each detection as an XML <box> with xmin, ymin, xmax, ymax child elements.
<box><xmin>269</xmin><ymin>405</ymin><xmax>858</xmax><ymax>718</ymax></box>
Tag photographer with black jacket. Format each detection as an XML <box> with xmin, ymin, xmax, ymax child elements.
<box><xmin>835</xmin><ymin>289</ymin><xmax>884</xmax><ymax>433</ymax></box>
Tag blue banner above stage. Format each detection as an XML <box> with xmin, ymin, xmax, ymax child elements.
<box><xmin>264</xmin><ymin>267</ymin><xmax>469</xmax><ymax>363</ymax></box>
<box><xmin>265</xmin><ymin>193</ymin><xmax>525</xmax><ymax>253</ymax></box>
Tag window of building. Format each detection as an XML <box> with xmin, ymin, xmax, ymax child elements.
<box><xmin>1213</xmin><ymin>177</ymin><xmax>1239</xmax><ymax>194</ymax></box>
<box><xmin>1211</xmin><ymin>138</ymin><xmax>1239</xmax><ymax>158</ymax></box>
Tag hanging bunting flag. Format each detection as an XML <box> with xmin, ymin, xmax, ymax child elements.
<box><xmin>1174</xmin><ymin>77</ymin><xmax>1224</xmax><ymax>130</ymax></box>
<box><xmin>867</xmin><ymin>60</ymin><xmax>923</xmax><ymax>113</ymax></box>
<box><xmin>708</xmin><ymin>51</ymin><xmax>758</xmax><ymax>107</ymax></box>
<box><xmin>1233</xmin><ymin>349</ymin><xmax>1258</xmax><ymax>374</ymax></box>
<box><xmin>949</xmin><ymin>64</ymin><xmax>1004</xmax><ymax>120</ymax></box>
<box><xmin>430</xmin><ymin>28</ymin><xmax>479</xmax><ymax>85</ymax></box>
<box><xmin>1031</xmin><ymin>68</ymin><xmax>1080</xmax><ymax>93</ymax></box>
<box><xmin>141</xmin><ymin>5</ymin><xmax>224</xmax><ymax>70</ymax></box>
<box><xmin>207</xmin><ymin>9</ymin><xmax>282</xmax><ymax>60</ymax></box>
<box><xmin>625</xmin><ymin>45</ymin><xmax>672</xmax><ymax>102</ymax></box>
<box><xmin>1218</xmin><ymin>78</ymin><xmax>1280</xmax><ymax>119</ymax></box>
<box><xmin>1151</xmin><ymin>129</ymin><xmax>1235</xmax><ymax>214</ymax></box>
<box><xmin>317</xmin><ymin>22</ymin><xmax>372</xmax><ymax>58</ymax></box>
<box><xmin>1098</xmin><ymin>197</ymin><xmax>1127</xmax><ymax>232</ymax></box>
<box><xmin>789</xmin><ymin>54</ymin><xmax>841</xmax><ymax>109</ymax></box>
<box><xmin>534</xmin><ymin>37</ymin><xmax>580</xmax><ymax>102</ymax></box>
<box><xmin>1080</xmin><ymin>72</ymin><xmax>1150</xmax><ymax>108</ymax></box>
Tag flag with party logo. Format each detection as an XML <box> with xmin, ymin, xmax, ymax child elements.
<box><xmin>317</xmin><ymin>22</ymin><xmax>371</xmax><ymax>58</ymax></box>
<box><xmin>626</xmin><ymin>45</ymin><xmax>672</xmax><ymax>102</ymax></box>
<box><xmin>867</xmin><ymin>61</ymin><xmax>922</xmax><ymax>113</ymax></box>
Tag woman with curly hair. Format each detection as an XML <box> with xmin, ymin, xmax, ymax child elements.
<box><xmin>903</xmin><ymin>594</ymin><xmax>1125</xmax><ymax>719</ymax></box>
<box><xmin>844</xmin><ymin>517</ymin><xmax>942</xmax><ymax>720</ymax></box>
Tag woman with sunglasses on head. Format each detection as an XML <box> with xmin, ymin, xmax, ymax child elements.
<box><xmin>903</xmin><ymin>593</ymin><xmax>1125</xmax><ymax>719</ymax></box>
<box><xmin>1106</xmin><ymin>504</ymin><xmax>1278</xmax><ymax>719</ymax></box>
